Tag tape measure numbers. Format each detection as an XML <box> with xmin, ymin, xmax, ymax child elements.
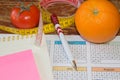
<box><xmin>0</xmin><ymin>25</ymin><xmax>38</xmax><ymax>35</ymax></box>
<box><xmin>0</xmin><ymin>18</ymin><xmax>75</xmax><ymax>35</ymax></box>
<box><xmin>41</xmin><ymin>8</ymin><xmax>75</xmax><ymax>25</ymax></box>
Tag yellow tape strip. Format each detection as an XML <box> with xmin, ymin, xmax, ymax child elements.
<box><xmin>41</xmin><ymin>8</ymin><xmax>75</xmax><ymax>24</ymax></box>
<box><xmin>0</xmin><ymin>18</ymin><xmax>74</xmax><ymax>35</ymax></box>
<box><xmin>0</xmin><ymin>25</ymin><xmax>38</xmax><ymax>35</ymax></box>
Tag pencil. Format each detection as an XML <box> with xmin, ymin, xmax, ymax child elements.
<box><xmin>51</xmin><ymin>14</ymin><xmax>77</xmax><ymax>71</ymax></box>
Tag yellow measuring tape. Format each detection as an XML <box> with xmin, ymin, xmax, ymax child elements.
<box><xmin>0</xmin><ymin>25</ymin><xmax>38</xmax><ymax>35</ymax></box>
<box><xmin>0</xmin><ymin>17</ymin><xmax>74</xmax><ymax>35</ymax></box>
<box><xmin>53</xmin><ymin>66</ymin><xmax>87</xmax><ymax>71</ymax></box>
<box><xmin>0</xmin><ymin>5</ymin><xmax>75</xmax><ymax>35</ymax></box>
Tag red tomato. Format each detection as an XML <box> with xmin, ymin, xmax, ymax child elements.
<box><xmin>10</xmin><ymin>4</ymin><xmax>40</xmax><ymax>29</ymax></box>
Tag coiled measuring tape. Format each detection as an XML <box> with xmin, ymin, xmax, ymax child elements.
<box><xmin>41</xmin><ymin>7</ymin><xmax>75</xmax><ymax>24</ymax></box>
<box><xmin>0</xmin><ymin>6</ymin><xmax>75</xmax><ymax>35</ymax></box>
<box><xmin>0</xmin><ymin>16</ymin><xmax>75</xmax><ymax>35</ymax></box>
<box><xmin>0</xmin><ymin>17</ymin><xmax>74</xmax><ymax>35</ymax></box>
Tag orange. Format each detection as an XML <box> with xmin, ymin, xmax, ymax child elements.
<box><xmin>75</xmin><ymin>0</ymin><xmax>120</xmax><ymax>43</ymax></box>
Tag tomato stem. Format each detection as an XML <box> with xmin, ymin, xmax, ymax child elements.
<box><xmin>19</xmin><ymin>2</ymin><xmax>33</xmax><ymax>14</ymax></box>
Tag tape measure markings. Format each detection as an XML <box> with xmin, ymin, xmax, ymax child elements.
<box><xmin>0</xmin><ymin>20</ymin><xmax>74</xmax><ymax>35</ymax></box>
<box><xmin>0</xmin><ymin>7</ymin><xmax>75</xmax><ymax>35</ymax></box>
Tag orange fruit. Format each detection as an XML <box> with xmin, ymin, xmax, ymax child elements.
<box><xmin>75</xmin><ymin>0</ymin><xmax>120</xmax><ymax>43</ymax></box>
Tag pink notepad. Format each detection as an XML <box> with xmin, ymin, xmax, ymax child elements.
<box><xmin>0</xmin><ymin>49</ymin><xmax>41</xmax><ymax>80</ymax></box>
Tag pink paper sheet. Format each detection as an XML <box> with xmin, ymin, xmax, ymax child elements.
<box><xmin>0</xmin><ymin>49</ymin><xmax>41</xmax><ymax>80</ymax></box>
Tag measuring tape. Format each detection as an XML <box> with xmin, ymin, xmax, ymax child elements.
<box><xmin>53</xmin><ymin>66</ymin><xmax>87</xmax><ymax>71</ymax></box>
<box><xmin>0</xmin><ymin>16</ymin><xmax>75</xmax><ymax>35</ymax></box>
<box><xmin>0</xmin><ymin>5</ymin><xmax>75</xmax><ymax>35</ymax></box>
<box><xmin>0</xmin><ymin>25</ymin><xmax>38</xmax><ymax>35</ymax></box>
<box><xmin>41</xmin><ymin>7</ymin><xmax>75</xmax><ymax>23</ymax></box>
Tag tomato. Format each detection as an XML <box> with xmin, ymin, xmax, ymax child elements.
<box><xmin>10</xmin><ymin>4</ymin><xmax>40</xmax><ymax>29</ymax></box>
